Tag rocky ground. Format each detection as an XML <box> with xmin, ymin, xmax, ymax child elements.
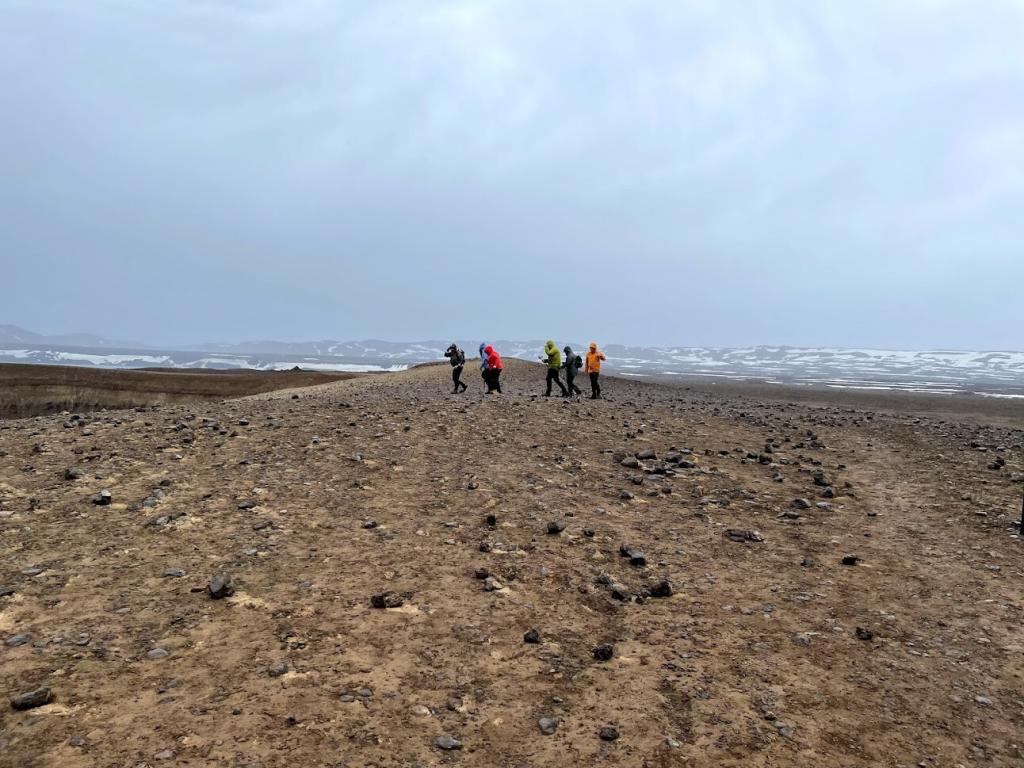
<box><xmin>1</xmin><ymin>359</ymin><xmax>1022</xmax><ymax>767</ymax></box>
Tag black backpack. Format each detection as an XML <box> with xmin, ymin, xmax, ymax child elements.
<box><xmin>574</xmin><ymin>354</ymin><xmax>583</xmax><ymax>370</ymax></box>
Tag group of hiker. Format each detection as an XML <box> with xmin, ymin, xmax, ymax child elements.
<box><xmin>443</xmin><ymin>341</ymin><xmax>607</xmax><ymax>399</ymax></box>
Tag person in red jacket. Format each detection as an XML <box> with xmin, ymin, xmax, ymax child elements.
<box><xmin>483</xmin><ymin>344</ymin><xmax>503</xmax><ymax>394</ymax></box>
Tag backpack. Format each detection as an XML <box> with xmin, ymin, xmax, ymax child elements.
<box><xmin>574</xmin><ymin>354</ymin><xmax>583</xmax><ymax>370</ymax></box>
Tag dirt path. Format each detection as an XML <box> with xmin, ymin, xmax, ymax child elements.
<box><xmin>1</xmin><ymin>361</ymin><xmax>1022</xmax><ymax>767</ymax></box>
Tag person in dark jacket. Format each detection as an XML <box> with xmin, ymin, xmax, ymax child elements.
<box><xmin>562</xmin><ymin>345</ymin><xmax>583</xmax><ymax>396</ymax></box>
<box><xmin>539</xmin><ymin>340</ymin><xmax>568</xmax><ymax>397</ymax></box>
<box><xmin>444</xmin><ymin>343</ymin><xmax>468</xmax><ymax>393</ymax></box>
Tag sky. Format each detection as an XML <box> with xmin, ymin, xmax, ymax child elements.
<box><xmin>3</xmin><ymin>0</ymin><xmax>1023</xmax><ymax>350</ymax></box>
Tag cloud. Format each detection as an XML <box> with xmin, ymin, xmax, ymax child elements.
<box><xmin>1</xmin><ymin>0</ymin><xmax>1022</xmax><ymax>347</ymax></box>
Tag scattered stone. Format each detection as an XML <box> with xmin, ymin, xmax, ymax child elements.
<box><xmin>593</xmin><ymin>643</ymin><xmax>615</xmax><ymax>661</ymax></box>
<box><xmin>599</xmin><ymin>725</ymin><xmax>620</xmax><ymax>741</ymax></box>
<box><xmin>64</xmin><ymin>467</ymin><xmax>84</xmax><ymax>481</ymax></box>
<box><xmin>370</xmin><ymin>591</ymin><xmax>404</xmax><ymax>609</ymax></box>
<box><xmin>93</xmin><ymin>489</ymin><xmax>112</xmax><ymax>506</ymax></box>
<box><xmin>724</xmin><ymin>529</ymin><xmax>763</xmax><ymax>543</ymax></box>
<box><xmin>11</xmin><ymin>687</ymin><xmax>52</xmax><ymax>710</ymax></box>
<box><xmin>237</xmin><ymin>500</ymin><xmax>257</xmax><ymax>510</ymax></box>
<box><xmin>147</xmin><ymin>647</ymin><xmax>169</xmax><ymax>659</ymax></box>
<box><xmin>154</xmin><ymin>749</ymin><xmax>176</xmax><ymax>760</ymax></box>
<box><xmin>801</xmin><ymin>556</ymin><xmax>814</xmax><ymax>568</ymax></box>
<box><xmin>207</xmin><ymin>574</ymin><xmax>235</xmax><ymax>599</ymax></box>
<box><xmin>539</xmin><ymin>716</ymin><xmax>558</xmax><ymax>735</ymax></box>
<box><xmin>268</xmin><ymin>663</ymin><xmax>289</xmax><ymax>678</ymax></box>
<box><xmin>792</xmin><ymin>633</ymin><xmax>812</xmax><ymax>646</ymax></box>
<box><xmin>435</xmin><ymin>734</ymin><xmax>463</xmax><ymax>750</ymax></box>
<box><xmin>974</xmin><ymin>695</ymin><xmax>993</xmax><ymax>707</ymax></box>
<box><xmin>841</xmin><ymin>554</ymin><xmax>860</xmax><ymax>566</ymax></box>
<box><xmin>649</xmin><ymin>579</ymin><xmax>673</xmax><ymax>598</ymax></box>
<box><xmin>636</xmin><ymin>449</ymin><xmax>657</xmax><ymax>460</ymax></box>
<box><xmin>162</xmin><ymin>568</ymin><xmax>185</xmax><ymax>578</ymax></box>
<box><xmin>792</xmin><ymin>498</ymin><xmax>811</xmax><ymax>510</ymax></box>
<box><xmin>547</xmin><ymin>520</ymin><xmax>566</xmax><ymax>535</ymax></box>
<box><xmin>144</xmin><ymin>510</ymin><xmax>186</xmax><ymax>528</ymax></box>
<box><xmin>620</xmin><ymin>456</ymin><xmax>640</xmax><ymax>468</ymax></box>
<box><xmin>619</xmin><ymin>544</ymin><xmax>647</xmax><ymax>566</ymax></box>
<box><xmin>362</xmin><ymin>519</ymin><xmax>378</xmax><ymax>529</ymax></box>
<box><xmin>483</xmin><ymin>576</ymin><xmax>504</xmax><ymax>592</ymax></box>
<box><xmin>5</xmin><ymin>634</ymin><xmax>31</xmax><ymax>647</ymax></box>
<box><xmin>0</xmin><ymin>586</ymin><xmax>14</xmax><ymax>597</ymax></box>
<box><xmin>619</xmin><ymin>490</ymin><xmax>634</xmax><ymax>501</ymax></box>
<box><xmin>523</xmin><ymin>628</ymin><xmax>541</xmax><ymax>644</ymax></box>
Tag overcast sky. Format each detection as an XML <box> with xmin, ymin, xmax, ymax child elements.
<box><xmin>3</xmin><ymin>1</ymin><xmax>1023</xmax><ymax>349</ymax></box>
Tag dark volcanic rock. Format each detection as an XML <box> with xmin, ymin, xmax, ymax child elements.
<box><xmin>523</xmin><ymin>628</ymin><xmax>541</xmax><ymax>644</ymax></box>
<box><xmin>547</xmin><ymin>520</ymin><xmax>566</xmax><ymax>535</ymax></box>
<box><xmin>649</xmin><ymin>579</ymin><xmax>674</xmax><ymax>598</ymax></box>
<box><xmin>724</xmin><ymin>529</ymin><xmax>764</xmax><ymax>543</ymax></box>
<box><xmin>11</xmin><ymin>688</ymin><xmax>52</xmax><ymax>710</ymax></box>
<box><xmin>370</xmin><ymin>591</ymin><xmax>405</xmax><ymax>609</ymax></box>
<box><xmin>841</xmin><ymin>554</ymin><xmax>860</xmax><ymax>566</ymax></box>
<box><xmin>599</xmin><ymin>725</ymin><xmax>620</xmax><ymax>741</ymax></box>
<box><xmin>93</xmin><ymin>489</ymin><xmax>112</xmax><ymax>506</ymax></box>
<box><xmin>593</xmin><ymin>643</ymin><xmax>615</xmax><ymax>661</ymax></box>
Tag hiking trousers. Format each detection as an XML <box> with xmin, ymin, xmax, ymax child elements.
<box><xmin>546</xmin><ymin>368</ymin><xmax>568</xmax><ymax>396</ymax></box>
<box><xmin>451</xmin><ymin>365</ymin><xmax>466</xmax><ymax>392</ymax></box>
<box><xmin>485</xmin><ymin>368</ymin><xmax>502</xmax><ymax>393</ymax></box>
<box><xmin>589</xmin><ymin>372</ymin><xmax>601</xmax><ymax>398</ymax></box>
<box><xmin>565</xmin><ymin>371</ymin><xmax>582</xmax><ymax>395</ymax></box>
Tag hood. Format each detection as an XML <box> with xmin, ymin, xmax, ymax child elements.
<box><xmin>544</xmin><ymin>340</ymin><xmax>557</xmax><ymax>354</ymax></box>
<box><xmin>484</xmin><ymin>345</ymin><xmax>495</xmax><ymax>355</ymax></box>
<box><xmin>589</xmin><ymin>342</ymin><xmax>598</xmax><ymax>351</ymax></box>
<box><xmin>563</xmin><ymin>346</ymin><xmax>572</xmax><ymax>354</ymax></box>
<box><xmin>479</xmin><ymin>343</ymin><xmax>487</xmax><ymax>355</ymax></box>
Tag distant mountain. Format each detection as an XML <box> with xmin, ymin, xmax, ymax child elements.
<box><xmin>0</xmin><ymin>324</ymin><xmax>143</xmax><ymax>349</ymax></box>
<box><xmin>2</xmin><ymin>326</ymin><xmax>1023</xmax><ymax>397</ymax></box>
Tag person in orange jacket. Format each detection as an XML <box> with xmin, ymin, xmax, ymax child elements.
<box><xmin>483</xmin><ymin>344</ymin><xmax>503</xmax><ymax>394</ymax></box>
<box><xmin>584</xmin><ymin>342</ymin><xmax>607</xmax><ymax>399</ymax></box>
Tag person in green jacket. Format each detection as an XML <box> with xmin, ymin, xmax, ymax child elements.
<box><xmin>539</xmin><ymin>340</ymin><xmax>569</xmax><ymax>397</ymax></box>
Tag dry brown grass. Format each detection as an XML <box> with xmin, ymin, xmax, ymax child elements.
<box><xmin>0</xmin><ymin>363</ymin><xmax>362</xmax><ymax>418</ymax></box>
